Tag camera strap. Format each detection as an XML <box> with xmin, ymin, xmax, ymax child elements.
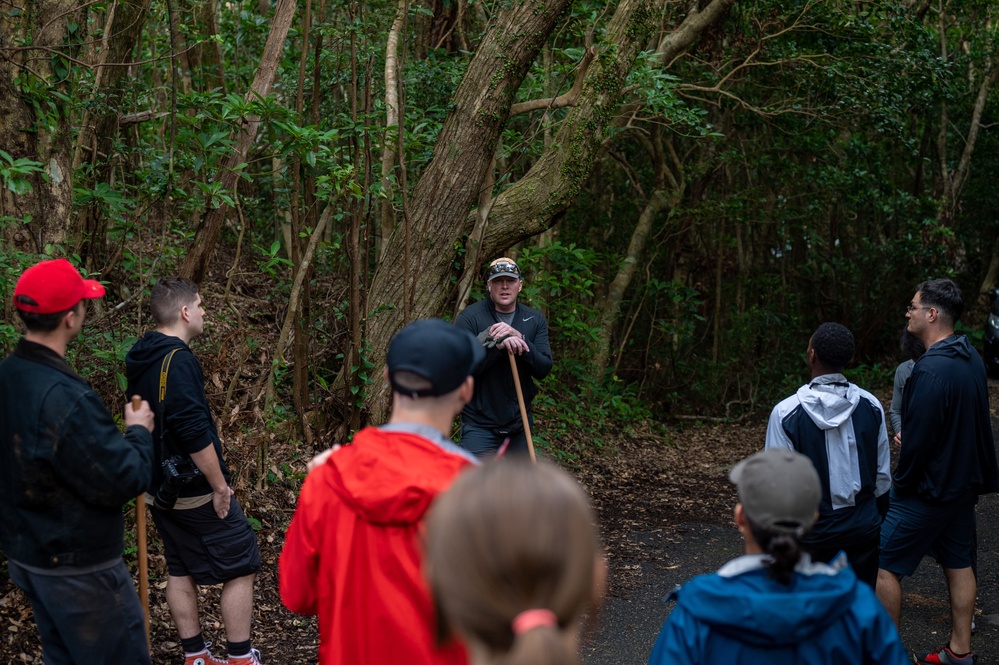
<box><xmin>158</xmin><ymin>349</ymin><xmax>181</xmax><ymax>452</ymax></box>
<box><xmin>159</xmin><ymin>349</ymin><xmax>180</xmax><ymax>402</ymax></box>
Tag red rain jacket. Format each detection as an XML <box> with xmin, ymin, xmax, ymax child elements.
<box><xmin>279</xmin><ymin>426</ymin><xmax>471</xmax><ymax>665</ymax></box>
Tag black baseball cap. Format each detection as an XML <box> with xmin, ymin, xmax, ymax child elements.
<box><xmin>387</xmin><ymin>319</ymin><xmax>485</xmax><ymax>398</ymax></box>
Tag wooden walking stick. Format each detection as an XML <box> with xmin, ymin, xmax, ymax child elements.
<box><xmin>507</xmin><ymin>352</ymin><xmax>537</xmax><ymax>462</ymax></box>
<box><xmin>131</xmin><ymin>395</ymin><xmax>151</xmax><ymax>650</ymax></box>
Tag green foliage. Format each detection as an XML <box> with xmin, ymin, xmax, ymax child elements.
<box><xmin>519</xmin><ymin>241</ymin><xmax>601</xmax><ymax>361</ymax></box>
<box><xmin>0</xmin><ymin>150</ymin><xmax>45</xmax><ymax>196</ymax></box>
<box><xmin>4</xmin><ymin>0</ymin><xmax>999</xmax><ymax>452</ymax></box>
<box><xmin>73</xmin><ymin>182</ymin><xmax>134</xmax><ymax>217</ymax></box>
<box><xmin>76</xmin><ymin>330</ymin><xmax>137</xmax><ymax>395</ymax></box>
<box><xmin>514</xmin><ymin>242</ymin><xmax>653</xmax><ymax>439</ymax></box>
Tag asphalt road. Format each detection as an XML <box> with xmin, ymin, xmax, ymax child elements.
<box><xmin>581</xmin><ymin>443</ymin><xmax>999</xmax><ymax>664</ymax></box>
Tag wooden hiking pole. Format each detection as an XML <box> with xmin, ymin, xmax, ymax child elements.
<box><xmin>507</xmin><ymin>352</ymin><xmax>537</xmax><ymax>462</ymax></box>
<box><xmin>131</xmin><ymin>395</ymin><xmax>151</xmax><ymax>650</ymax></box>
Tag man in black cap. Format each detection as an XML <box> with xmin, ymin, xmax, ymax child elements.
<box><xmin>455</xmin><ymin>257</ymin><xmax>553</xmax><ymax>457</ymax></box>
<box><xmin>279</xmin><ymin>318</ymin><xmax>481</xmax><ymax>665</ymax></box>
<box><xmin>0</xmin><ymin>258</ymin><xmax>155</xmax><ymax>664</ymax></box>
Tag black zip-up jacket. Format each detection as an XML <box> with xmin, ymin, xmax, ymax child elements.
<box><xmin>455</xmin><ymin>298</ymin><xmax>553</xmax><ymax>430</ymax></box>
<box><xmin>0</xmin><ymin>339</ymin><xmax>153</xmax><ymax>568</ymax></box>
<box><xmin>125</xmin><ymin>332</ymin><xmax>230</xmax><ymax>496</ymax></box>
<box><xmin>896</xmin><ymin>334</ymin><xmax>999</xmax><ymax>502</ymax></box>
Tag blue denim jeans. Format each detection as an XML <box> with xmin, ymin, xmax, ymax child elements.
<box><xmin>8</xmin><ymin>558</ymin><xmax>151</xmax><ymax>665</ymax></box>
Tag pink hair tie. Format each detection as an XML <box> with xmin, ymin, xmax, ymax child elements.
<box><xmin>512</xmin><ymin>608</ymin><xmax>558</xmax><ymax>635</ymax></box>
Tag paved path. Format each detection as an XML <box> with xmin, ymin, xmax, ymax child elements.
<box><xmin>582</xmin><ymin>440</ymin><xmax>999</xmax><ymax>664</ymax></box>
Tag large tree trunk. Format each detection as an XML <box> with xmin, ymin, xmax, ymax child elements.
<box><xmin>472</xmin><ymin>0</ymin><xmax>735</xmax><ymax>260</ymax></box>
<box><xmin>0</xmin><ymin>0</ymin><xmax>80</xmax><ymax>254</ymax></box>
<box><xmin>179</xmin><ymin>0</ymin><xmax>297</xmax><ymax>284</ymax></box>
<box><xmin>361</xmin><ymin>0</ymin><xmax>573</xmax><ymax>421</ymax></box>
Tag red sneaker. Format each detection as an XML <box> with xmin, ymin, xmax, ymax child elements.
<box><xmin>917</xmin><ymin>646</ymin><xmax>976</xmax><ymax>665</ymax></box>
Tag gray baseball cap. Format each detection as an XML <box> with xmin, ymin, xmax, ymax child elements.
<box><xmin>729</xmin><ymin>449</ymin><xmax>821</xmax><ymax>534</ymax></box>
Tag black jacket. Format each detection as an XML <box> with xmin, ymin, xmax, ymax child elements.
<box><xmin>0</xmin><ymin>339</ymin><xmax>153</xmax><ymax>568</ymax></box>
<box><xmin>896</xmin><ymin>334</ymin><xmax>999</xmax><ymax>502</ymax></box>
<box><xmin>125</xmin><ymin>332</ymin><xmax>229</xmax><ymax>496</ymax></box>
<box><xmin>455</xmin><ymin>298</ymin><xmax>553</xmax><ymax>430</ymax></box>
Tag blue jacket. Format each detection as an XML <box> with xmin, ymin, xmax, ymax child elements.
<box><xmin>648</xmin><ymin>555</ymin><xmax>909</xmax><ymax>665</ymax></box>
<box><xmin>454</xmin><ymin>298</ymin><xmax>553</xmax><ymax>430</ymax></box>
<box><xmin>895</xmin><ymin>334</ymin><xmax>999</xmax><ymax>501</ymax></box>
<box><xmin>0</xmin><ymin>339</ymin><xmax>153</xmax><ymax>568</ymax></box>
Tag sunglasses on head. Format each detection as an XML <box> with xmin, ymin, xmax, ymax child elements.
<box><xmin>489</xmin><ymin>262</ymin><xmax>519</xmax><ymax>276</ymax></box>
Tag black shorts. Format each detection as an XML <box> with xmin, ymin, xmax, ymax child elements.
<box><xmin>150</xmin><ymin>496</ymin><xmax>261</xmax><ymax>585</ymax></box>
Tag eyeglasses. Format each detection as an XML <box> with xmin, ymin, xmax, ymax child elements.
<box><xmin>488</xmin><ymin>262</ymin><xmax>520</xmax><ymax>277</ymax></box>
<box><xmin>906</xmin><ymin>304</ymin><xmax>932</xmax><ymax>313</ymax></box>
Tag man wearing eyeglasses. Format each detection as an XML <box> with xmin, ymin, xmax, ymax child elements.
<box><xmin>876</xmin><ymin>278</ymin><xmax>999</xmax><ymax>665</ymax></box>
<box><xmin>454</xmin><ymin>257</ymin><xmax>553</xmax><ymax>457</ymax></box>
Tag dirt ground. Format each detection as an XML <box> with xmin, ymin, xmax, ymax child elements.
<box><xmin>2</xmin><ymin>385</ymin><xmax>998</xmax><ymax>663</ymax></box>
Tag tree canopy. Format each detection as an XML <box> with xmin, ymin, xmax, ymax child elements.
<box><xmin>2</xmin><ymin>0</ymin><xmax>998</xmax><ymax>444</ymax></box>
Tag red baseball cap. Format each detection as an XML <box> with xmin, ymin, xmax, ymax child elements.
<box><xmin>13</xmin><ymin>258</ymin><xmax>106</xmax><ymax>314</ymax></box>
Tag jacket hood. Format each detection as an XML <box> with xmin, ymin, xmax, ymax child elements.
<box><xmin>674</xmin><ymin>555</ymin><xmax>857</xmax><ymax>646</ymax></box>
<box><xmin>125</xmin><ymin>331</ymin><xmax>189</xmax><ymax>385</ymax></box>
<box><xmin>321</xmin><ymin>427</ymin><xmax>471</xmax><ymax>526</ymax></box>
<box><xmin>795</xmin><ymin>374</ymin><xmax>860</xmax><ymax>430</ymax></box>
<box><xmin>926</xmin><ymin>334</ymin><xmax>973</xmax><ymax>360</ymax></box>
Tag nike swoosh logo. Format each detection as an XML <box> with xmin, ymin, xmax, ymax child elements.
<box><xmin>523</xmin><ymin>316</ymin><xmax>534</xmax><ymax>321</ymax></box>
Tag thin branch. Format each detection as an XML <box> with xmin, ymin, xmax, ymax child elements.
<box><xmin>119</xmin><ymin>110</ymin><xmax>168</xmax><ymax>125</ymax></box>
<box><xmin>509</xmin><ymin>46</ymin><xmax>596</xmax><ymax>116</ymax></box>
<box><xmin>0</xmin><ymin>41</ymin><xmax>201</xmax><ymax>72</ymax></box>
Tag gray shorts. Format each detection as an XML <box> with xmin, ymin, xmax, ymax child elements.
<box><xmin>151</xmin><ymin>495</ymin><xmax>261</xmax><ymax>584</ymax></box>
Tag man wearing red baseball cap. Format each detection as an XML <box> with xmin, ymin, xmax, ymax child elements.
<box><xmin>0</xmin><ymin>258</ymin><xmax>156</xmax><ymax>664</ymax></box>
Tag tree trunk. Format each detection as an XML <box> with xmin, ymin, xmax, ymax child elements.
<box><xmin>71</xmin><ymin>0</ymin><xmax>154</xmax><ymax>269</ymax></box>
<box><xmin>0</xmin><ymin>0</ymin><xmax>81</xmax><ymax>254</ymax></box>
<box><xmin>471</xmin><ymin>0</ymin><xmax>734</xmax><ymax>260</ymax></box>
<box><xmin>937</xmin><ymin>48</ymin><xmax>999</xmax><ymax>226</ymax></box>
<box><xmin>594</xmin><ymin>188</ymin><xmax>677</xmax><ymax>374</ymax></box>
<box><xmin>379</xmin><ymin>0</ymin><xmax>406</xmax><ymax>260</ymax></box>
<box><xmin>594</xmin><ymin>126</ymin><xmax>684</xmax><ymax>374</ymax></box>
<box><xmin>361</xmin><ymin>0</ymin><xmax>573</xmax><ymax>421</ymax></box>
<box><xmin>188</xmin><ymin>0</ymin><xmax>227</xmax><ymax>93</ymax></box>
<box><xmin>179</xmin><ymin>0</ymin><xmax>297</xmax><ymax>284</ymax></box>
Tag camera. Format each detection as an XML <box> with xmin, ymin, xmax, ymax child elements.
<box><xmin>154</xmin><ymin>455</ymin><xmax>203</xmax><ymax>510</ymax></box>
